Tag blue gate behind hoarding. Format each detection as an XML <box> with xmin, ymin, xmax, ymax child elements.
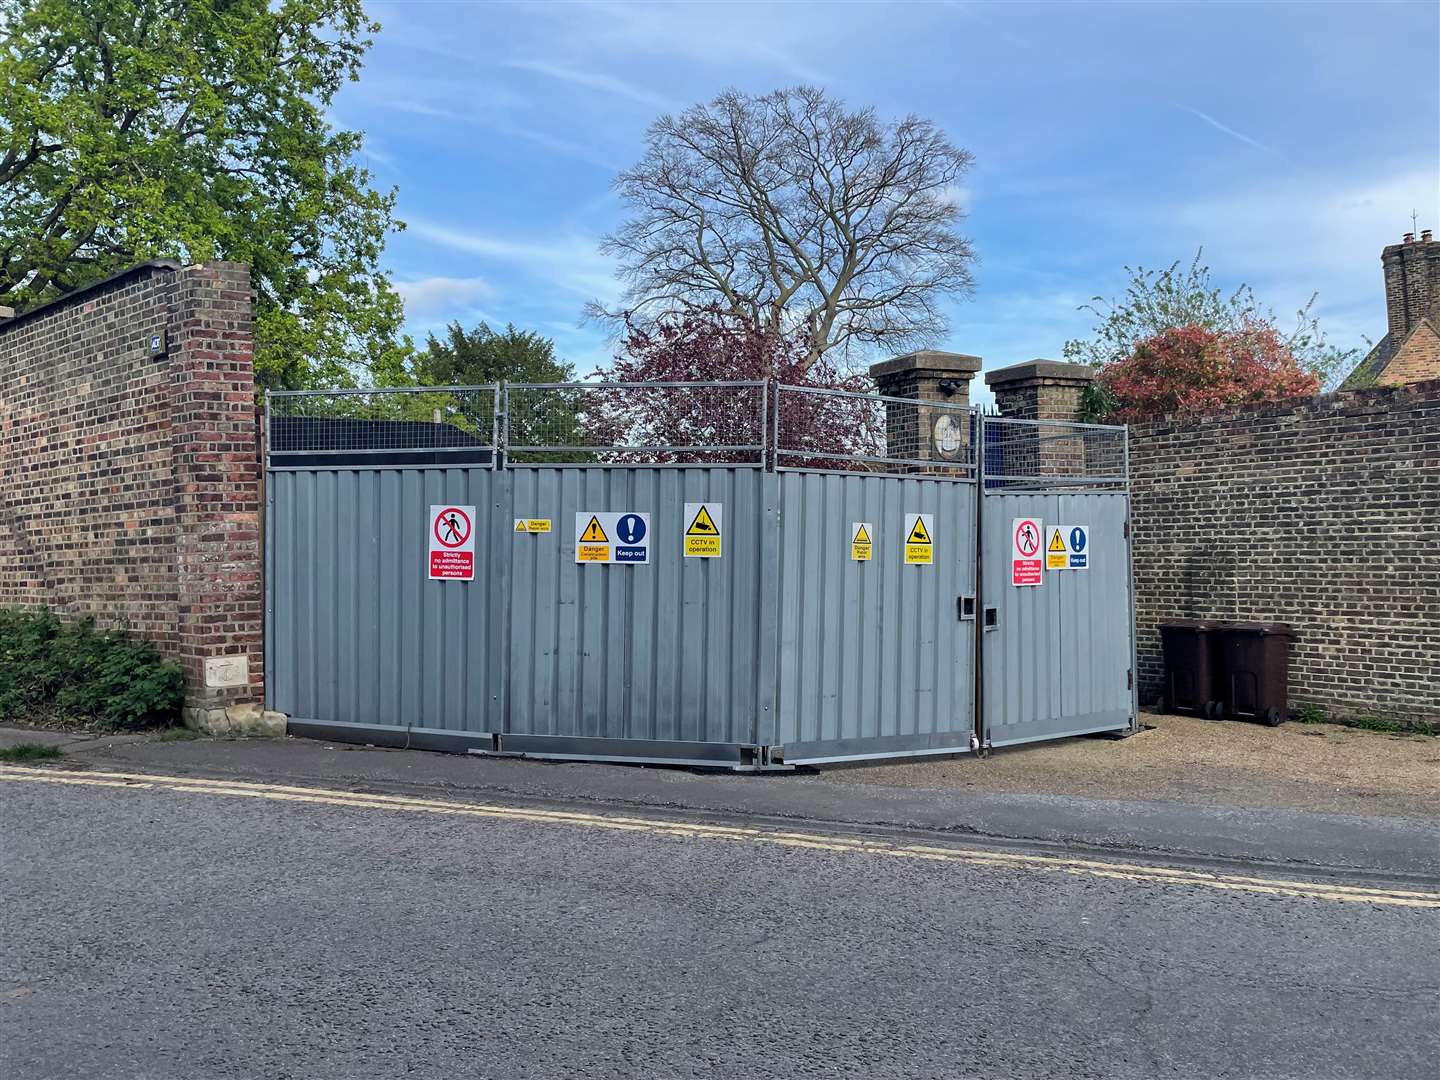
<box><xmin>265</xmin><ymin>383</ymin><xmax>1133</xmax><ymax>768</ymax></box>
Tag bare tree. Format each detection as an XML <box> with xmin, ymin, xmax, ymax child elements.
<box><xmin>597</xmin><ymin>86</ymin><xmax>976</xmax><ymax>369</ymax></box>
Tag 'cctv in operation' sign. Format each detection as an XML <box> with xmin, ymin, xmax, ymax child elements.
<box><xmin>429</xmin><ymin>505</ymin><xmax>476</xmax><ymax>580</ymax></box>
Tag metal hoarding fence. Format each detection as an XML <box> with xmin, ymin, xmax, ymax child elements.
<box><xmin>264</xmin><ymin>380</ymin><xmax>1135</xmax><ymax>767</ymax></box>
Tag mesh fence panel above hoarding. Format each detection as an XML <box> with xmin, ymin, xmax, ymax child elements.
<box><xmin>982</xmin><ymin>417</ymin><xmax>1127</xmax><ymax>491</ymax></box>
<box><xmin>503</xmin><ymin>381</ymin><xmax>767</xmax><ymax>465</ymax></box>
<box><xmin>773</xmin><ymin>385</ymin><xmax>977</xmax><ymax>480</ymax></box>
<box><xmin>267</xmin><ymin>387</ymin><xmax>499</xmax><ymax>462</ymax></box>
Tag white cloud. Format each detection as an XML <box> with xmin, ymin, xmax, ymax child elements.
<box><xmin>394</xmin><ymin>275</ymin><xmax>494</xmax><ymax>320</ymax></box>
<box><xmin>524</xmin><ymin>0</ymin><xmax>834</xmax><ymax>83</ymax></box>
<box><xmin>1175</xmin><ymin>104</ymin><xmax>1283</xmax><ymax>158</ymax></box>
<box><xmin>939</xmin><ymin>184</ymin><xmax>976</xmax><ymax>211</ymax></box>
<box><xmin>406</xmin><ymin>218</ymin><xmax>623</xmax><ymax>305</ymax></box>
<box><xmin>505</xmin><ymin>59</ymin><xmax>678</xmax><ymax>111</ymax></box>
<box><xmin>1164</xmin><ymin>165</ymin><xmax>1436</xmax><ymax>325</ymax></box>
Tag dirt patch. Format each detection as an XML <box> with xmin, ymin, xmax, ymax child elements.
<box><xmin>822</xmin><ymin>713</ymin><xmax>1440</xmax><ymax>818</ymax></box>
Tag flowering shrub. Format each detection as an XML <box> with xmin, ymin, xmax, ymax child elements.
<box><xmin>1096</xmin><ymin>323</ymin><xmax>1320</xmax><ymax>422</ymax></box>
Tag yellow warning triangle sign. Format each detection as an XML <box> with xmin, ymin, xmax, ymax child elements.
<box><xmin>1048</xmin><ymin>528</ymin><xmax>1066</xmax><ymax>553</ymax></box>
<box><xmin>515</xmin><ymin>520</ymin><xmax>528</xmax><ymax>532</ymax></box>
<box><xmin>686</xmin><ymin>505</ymin><xmax>719</xmax><ymax>535</ymax></box>
<box><xmin>907</xmin><ymin>517</ymin><xmax>932</xmax><ymax>545</ymax></box>
<box><xmin>853</xmin><ymin>523</ymin><xmax>871</xmax><ymax>544</ymax></box>
<box><xmin>580</xmin><ymin>515</ymin><xmax>608</xmax><ymax>543</ymax></box>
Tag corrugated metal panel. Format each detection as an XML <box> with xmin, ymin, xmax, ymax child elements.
<box><xmin>267</xmin><ymin>462</ymin><xmax>1132</xmax><ymax>766</ymax></box>
<box><xmin>776</xmin><ymin>473</ymin><xmax>976</xmax><ymax>757</ymax></box>
<box><xmin>504</xmin><ymin>467</ymin><xmax>777</xmax><ymax>746</ymax></box>
<box><xmin>980</xmin><ymin>492</ymin><xmax>1133</xmax><ymax>746</ymax></box>
<box><xmin>268</xmin><ymin>468</ymin><xmax>502</xmax><ymax>732</ymax></box>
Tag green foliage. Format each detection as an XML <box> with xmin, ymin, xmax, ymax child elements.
<box><xmin>1063</xmin><ymin>250</ymin><xmax>1361</xmax><ymax>399</ymax></box>
<box><xmin>378</xmin><ymin>321</ymin><xmax>582</xmax><ymax>458</ymax></box>
<box><xmin>1078</xmin><ymin>381</ymin><xmax>1120</xmax><ymax>425</ymax></box>
<box><xmin>0</xmin><ymin>609</ymin><xmax>183</xmax><ymax>730</ymax></box>
<box><xmin>0</xmin><ymin>742</ymin><xmax>64</xmax><ymax>762</ymax></box>
<box><xmin>0</xmin><ymin>0</ymin><xmax>407</xmax><ymax>390</ymax></box>
<box><xmin>1293</xmin><ymin>703</ymin><xmax>1327</xmax><ymax>725</ymax></box>
<box><xmin>412</xmin><ymin>322</ymin><xmax>574</xmax><ymax>386</ymax></box>
<box><xmin>1350</xmin><ymin>715</ymin><xmax>1403</xmax><ymax>734</ymax></box>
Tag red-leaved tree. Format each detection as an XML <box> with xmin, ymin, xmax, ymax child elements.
<box><xmin>586</xmin><ymin>308</ymin><xmax>885</xmax><ymax>466</ymax></box>
<box><xmin>1097</xmin><ymin>323</ymin><xmax>1320</xmax><ymax>423</ymax></box>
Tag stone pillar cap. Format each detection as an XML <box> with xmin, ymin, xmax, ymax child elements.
<box><xmin>869</xmin><ymin>350</ymin><xmax>983</xmax><ymax>380</ymax></box>
<box><xmin>985</xmin><ymin>359</ymin><xmax>1096</xmax><ymax>387</ymax></box>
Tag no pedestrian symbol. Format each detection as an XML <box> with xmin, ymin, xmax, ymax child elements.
<box><xmin>683</xmin><ymin>502</ymin><xmax>722</xmax><ymax>558</ymax></box>
<box><xmin>903</xmin><ymin>512</ymin><xmax>934</xmax><ymax>566</ymax></box>
<box><xmin>428</xmin><ymin>504</ymin><xmax>476</xmax><ymax>581</ymax></box>
<box><xmin>1011</xmin><ymin>517</ymin><xmax>1042</xmax><ymax>586</ymax></box>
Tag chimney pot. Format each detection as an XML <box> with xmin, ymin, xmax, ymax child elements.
<box><xmin>1403</xmin><ymin>232</ymin><xmax>1415</xmax><ymax>243</ymax></box>
<box><xmin>1423</xmin><ymin>229</ymin><xmax>1434</xmax><ymax>243</ymax></box>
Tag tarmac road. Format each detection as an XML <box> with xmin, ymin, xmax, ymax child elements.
<box><xmin>2</xmin><ymin>763</ymin><xmax>1438</xmax><ymax>1080</ymax></box>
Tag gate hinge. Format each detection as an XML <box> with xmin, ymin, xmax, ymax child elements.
<box><xmin>1127</xmin><ymin>668</ymin><xmax>1134</xmax><ymax>689</ymax></box>
<box><xmin>1123</xmin><ymin>519</ymin><xmax>1131</xmax><ymax>539</ymax></box>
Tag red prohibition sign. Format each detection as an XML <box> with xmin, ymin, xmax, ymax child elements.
<box><xmin>433</xmin><ymin>507</ymin><xmax>472</xmax><ymax>548</ymax></box>
<box><xmin>1015</xmin><ymin>519</ymin><xmax>1039</xmax><ymax>557</ymax></box>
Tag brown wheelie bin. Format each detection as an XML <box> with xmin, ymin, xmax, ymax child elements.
<box><xmin>1217</xmin><ymin>621</ymin><xmax>1295</xmax><ymax>726</ymax></box>
<box><xmin>1158</xmin><ymin>619</ymin><xmax>1223</xmax><ymax>718</ymax></box>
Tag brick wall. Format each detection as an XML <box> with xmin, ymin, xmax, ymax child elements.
<box><xmin>0</xmin><ymin>261</ymin><xmax>264</xmax><ymax>718</ymax></box>
<box><xmin>1128</xmin><ymin>383</ymin><xmax>1440</xmax><ymax>723</ymax></box>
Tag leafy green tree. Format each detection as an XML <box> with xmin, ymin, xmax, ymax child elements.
<box><xmin>412</xmin><ymin>322</ymin><xmax>574</xmax><ymax>386</ymax></box>
<box><xmin>1063</xmin><ymin>251</ymin><xmax>1360</xmax><ymax>399</ymax></box>
<box><xmin>0</xmin><ymin>0</ymin><xmax>406</xmax><ymax>389</ymax></box>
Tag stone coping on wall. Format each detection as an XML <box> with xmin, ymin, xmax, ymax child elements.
<box><xmin>868</xmin><ymin>350</ymin><xmax>983</xmax><ymax>382</ymax></box>
<box><xmin>984</xmin><ymin>359</ymin><xmax>1096</xmax><ymax>388</ymax></box>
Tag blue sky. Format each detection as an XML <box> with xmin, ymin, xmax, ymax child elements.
<box><xmin>337</xmin><ymin>1</ymin><xmax>1440</xmax><ymax>399</ymax></box>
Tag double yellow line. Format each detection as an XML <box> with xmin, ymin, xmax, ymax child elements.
<box><xmin>4</xmin><ymin>764</ymin><xmax>1437</xmax><ymax>909</ymax></box>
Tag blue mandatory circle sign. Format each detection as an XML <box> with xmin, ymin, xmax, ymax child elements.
<box><xmin>1069</xmin><ymin>526</ymin><xmax>1087</xmax><ymax>552</ymax></box>
<box><xmin>617</xmin><ymin>514</ymin><xmax>647</xmax><ymax>545</ymax></box>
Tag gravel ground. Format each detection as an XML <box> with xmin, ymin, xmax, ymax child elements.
<box><xmin>827</xmin><ymin>713</ymin><xmax>1440</xmax><ymax>818</ymax></box>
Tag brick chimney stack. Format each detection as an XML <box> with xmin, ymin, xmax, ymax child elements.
<box><xmin>1381</xmin><ymin>229</ymin><xmax>1440</xmax><ymax>346</ymax></box>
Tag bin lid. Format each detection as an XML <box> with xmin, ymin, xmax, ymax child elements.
<box><xmin>1159</xmin><ymin>618</ymin><xmax>1220</xmax><ymax>631</ymax></box>
<box><xmin>1220</xmin><ymin>620</ymin><xmax>1293</xmax><ymax>636</ymax></box>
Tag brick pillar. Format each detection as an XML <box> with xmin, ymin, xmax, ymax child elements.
<box><xmin>984</xmin><ymin>360</ymin><xmax>1098</xmax><ymax>480</ymax></box>
<box><xmin>868</xmin><ymin>350</ymin><xmax>982</xmax><ymax>467</ymax></box>
<box><xmin>984</xmin><ymin>359</ymin><xmax>1095</xmax><ymax>422</ymax></box>
<box><xmin>169</xmin><ymin>263</ymin><xmax>274</xmax><ymax>735</ymax></box>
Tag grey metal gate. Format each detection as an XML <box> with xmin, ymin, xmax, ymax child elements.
<box><xmin>776</xmin><ymin>471</ymin><xmax>976</xmax><ymax>762</ymax></box>
<box><xmin>265</xmin><ymin>383</ymin><xmax>1128</xmax><ymax>769</ymax></box>
<box><xmin>978</xmin><ymin>418</ymin><xmax>1137</xmax><ymax>746</ymax></box>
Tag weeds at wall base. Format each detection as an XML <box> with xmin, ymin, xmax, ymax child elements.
<box><xmin>0</xmin><ymin>743</ymin><xmax>64</xmax><ymax>763</ymax></box>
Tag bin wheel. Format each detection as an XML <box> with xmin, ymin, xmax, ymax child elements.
<box><xmin>1204</xmin><ymin>701</ymin><xmax>1222</xmax><ymax>720</ymax></box>
<box><xmin>1264</xmin><ymin>707</ymin><xmax>1284</xmax><ymax>727</ymax></box>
